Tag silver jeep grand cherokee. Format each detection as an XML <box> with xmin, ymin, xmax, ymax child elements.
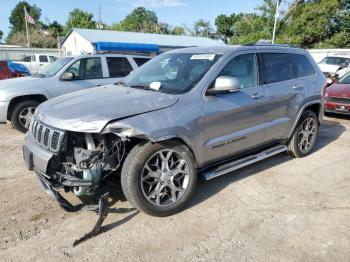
<box><xmin>23</xmin><ymin>45</ymin><xmax>325</xmax><ymax>217</ymax></box>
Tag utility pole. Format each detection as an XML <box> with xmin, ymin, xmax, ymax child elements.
<box><xmin>24</xmin><ymin>7</ymin><xmax>30</xmax><ymax>47</ymax></box>
<box><xmin>272</xmin><ymin>0</ymin><xmax>281</xmax><ymax>44</ymax></box>
<box><xmin>97</xmin><ymin>5</ymin><xmax>103</xmax><ymax>29</ymax></box>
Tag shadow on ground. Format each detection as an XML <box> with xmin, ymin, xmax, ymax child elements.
<box><xmin>188</xmin><ymin>118</ymin><xmax>346</xmax><ymax>210</ymax></box>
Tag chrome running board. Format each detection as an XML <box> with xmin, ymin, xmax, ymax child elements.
<box><xmin>202</xmin><ymin>145</ymin><xmax>288</xmax><ymax>181</ymax></box>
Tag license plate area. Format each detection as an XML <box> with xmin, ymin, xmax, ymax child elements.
<box><xmin>22</xmin><ymin>145</ymin><xmax>34</xmax><ymax>170</ymax></box>
<box><xmin>335</xmin><ymin>105</ymin><xmax>349</xmax><ymax>112</ymax></box>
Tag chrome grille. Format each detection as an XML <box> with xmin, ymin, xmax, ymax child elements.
<box><xmin>29</xmin><ymin>118</ymin><xmax>65</xmax><ymax>153</ymax></box>
<box><xmin>326</xmin><ymin>97</ymin><xmax>350</xmax><ymax>104</ymax></box>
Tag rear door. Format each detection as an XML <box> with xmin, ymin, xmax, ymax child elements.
<box><xmin>202</xmin><ymin>52</ymin><xmax>269</xmax><ymax>164</ymax></box>
<box><xmin>260</xmin><ymin>52</ymin><xmax>308</xmax><ymax>142</ymax></box>
<box><xmin>51</xmin><ymin>57</ymin><xmax>107</xmax><ymax>97</ymax></box>
<box><xmin>104</xmin><ymin>56</ymin><xmax>134</xmax><ymax>84</ymax></box>
<box><xmin>38</xmin><ymin>55</ymin><xmax>50</xmax><ymax>68</ymax></box>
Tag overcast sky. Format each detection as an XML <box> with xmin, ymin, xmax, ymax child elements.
<box><xmin>1</xmin><ymin>0</ymin><xmax>263</xmax><ymax>38</ymax></box>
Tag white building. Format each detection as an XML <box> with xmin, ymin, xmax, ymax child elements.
<box><xmin>61</xmin><ymin>28</ymin><xmax>225</xmax><ymax>57</ymax></box>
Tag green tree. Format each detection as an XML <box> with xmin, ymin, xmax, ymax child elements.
<box><xmin>7</xmin><ymin>1</ymin><xmax>41</xmax><ymax>42</ymax></box>
<box><xmin>7</xmin><ymin>29</ymin><xmax>57</xmax><ymax>48</ymax></box>
<box><xmin>170</xmin><ymin>26</ymin><xmax>185</xmax><ymax>35</ymax></box>
<box><xmin>215</xmin><ymin>0</ymin><xmax>278</xmax><ymax>44</ymax></box>
<box><xmin>281</xmin><ymin>0</ymin><xmax>339</xmax><ymax>48</ymax></box>
<box><xmin>215</xmin><ymin>14</ymin><xmax>239</xmax><ymax>43</ymax></box>
<box><xmin>119</xmin><ymin>7</ymin><xmax>158</xmax><ymax>33</ymax></box>
<box><xmin>64</xmin><ymin>8</ymin><xmax>96</xmax><ymax>34</ymax></box>
<box><xmin>193</xmin><ymin>19</ymin><xmax>212</xmax><ymax>37</ymax></box>
<box><xmin>0</xmin><ymin>31</ymin><xmax>3</xmax><ymax>43</ymax></box>
<box><xmin>45</xmin><ymin>21</ymin><xmax>64</xmax><ymax>39</ymax></box>
<box><xmin>157</xmin><ymin>22</ymin><xmax>170</xmax><ymax>34</ymax></box>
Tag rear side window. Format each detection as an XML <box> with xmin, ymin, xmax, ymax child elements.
<box><xmin>39</xmin><ymin>55</ymin><xmax>48</xmax><ymax>63</ymax></box>
<box><xmin>23</xmin><ymin>56</ymin><xmax>31</xmax><ymax>62</ymax></box>
<box><xmin>259</xmin><ymin>53</ymin><xmax>293</xmax><ymax>84</ymax></box>
<box><xmin>134</xmin><ymin>57</ymin><xmax>151</xmax><ymax>67</ymax></box>
<box><xmin>289</xmin><ymin>54</ymin><xmax>315</xmax><ymax>78</ymax></box>
<box><xmin>49</xmin><ymin>56</ymin><xmax>58</xmax><ymax>62</ymax></box>
<box><xmin>106</xmin><ymin>57</ymin><xmax>133</xmax><ymax>77</ymax></box>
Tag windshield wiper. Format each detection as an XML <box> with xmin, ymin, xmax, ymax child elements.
<box><xmin>115</xmin><ymin>80</ymin><xmax>128</xmax><ymax>86</ymax></box>
<box><xmin>130</xmin><ymin>85</ymin><xmax>151</xmax><ymax>90</ymax></box>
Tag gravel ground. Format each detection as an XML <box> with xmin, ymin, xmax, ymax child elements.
<box><xmin>0</xmin><ymin>114</ymin><xmax>349</xmax><ymax>262</ymax></box>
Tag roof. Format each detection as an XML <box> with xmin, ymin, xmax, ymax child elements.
<box><xmin>62</xmin><ymin>28</ymin><xmax>225</xmax><ymax>48</ymax></box>
<box><xmin>323</xmin><ymin>54</ymin><xmax>350</xmax><ymax>59</ymax></box>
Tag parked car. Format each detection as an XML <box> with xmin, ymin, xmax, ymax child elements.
<box><xmin>324</xmin><ymin>71</ymin><xmax>350</xmax><ymax>115</ymax></box>
<box><xmin>0</xmin><ymin>54</ymin><xmax>151</xmax><ymax>132</ymax></box>
<box><xmin>0</xmin><ymin>60</ymin><xmax>31</xmax><ymax>80</ymax></box>
<box><xmin>318</xmin><ymin>54</ymin><xmax>350</xmax><ymax>77</ymax></box>
<box><xmin>23</xmin><ymin>45</ymin><xmax>325</xmax><ymax>217</ymax></box>
<box><xmin>19</xmin><ymin>54</ymin><xmax>59</xmax><ymax>75</ymax></box>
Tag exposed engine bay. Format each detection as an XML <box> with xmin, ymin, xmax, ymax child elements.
<box><xmin>49</xmin><ymin>132</ymin><xmax>127</xmax><ymax>198</ymax></box>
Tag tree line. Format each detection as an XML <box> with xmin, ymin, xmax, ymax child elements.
<box><xmin>1</xmin><ymin>0</ymin><xmax>350</xmax><ymax>49</ymax></box>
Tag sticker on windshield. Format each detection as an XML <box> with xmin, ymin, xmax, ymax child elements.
<box><xmin>149</xmin><ymin>81</ymin><xmax>162</xmax><ymax>91</ymax></box>
<box><xmin>190</xmin><ymin>54</ymin><xmax>216</xmax><ymax>61</ymax></box>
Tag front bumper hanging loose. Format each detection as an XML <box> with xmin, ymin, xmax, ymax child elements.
<box><xmin>36</xmin><ymin>172</ymin><xmax>117</xmax><ymax>246</ymax></box>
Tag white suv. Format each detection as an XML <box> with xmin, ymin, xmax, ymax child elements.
<box><xmin>0</xmin><ymin>53</ymin><xmax>151</xmax><ymax>132</ymax></box>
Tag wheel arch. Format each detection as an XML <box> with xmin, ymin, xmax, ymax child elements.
<box><xmin>124</xmin><ymin>134</ymin><xmax>198</xmax><ymax>168</ymax></box>
<box><xmin>288</xmin><ymin>100</ymin><xmax>323</xmax><ymax>139</ymax></box>
<box><xmin>7</xmin><ymin>94</ymin><xmax>47</xmax><ymax>120</ymax></box>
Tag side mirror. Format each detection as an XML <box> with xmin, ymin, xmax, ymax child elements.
<box><xmin>206</xmin><ymin>76</ymin><xmax>240</xmax><ymax>96</ymax></box>
<box><xmin>61</xmin><ymin>72</ymin><xmax>75</xmax><ymax>81</ymax></box>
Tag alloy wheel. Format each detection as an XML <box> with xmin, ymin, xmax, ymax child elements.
<box><xmin>18</xmin><ymin>107</ymin><xmax>36</xmax><ymax>129</ymax></box>
<box><xmin>141</xmin><ymin>149</ymin><xmax>190</xmax><ymax>207</ymax></box>
<box><xmin>298</xmin><ymin>118</ymin><xmax>317</xmax><ymax>154</ymax></box>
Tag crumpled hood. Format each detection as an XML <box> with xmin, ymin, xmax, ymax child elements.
<box><xmin>35</xmin><ymin>85</ymin><xmax>179</xmax><ymax>133</ymax></box>
<box><xmin>326</xmin><ymin>83</ymin><xmax>350</xmax><ymax>97</ymax></box>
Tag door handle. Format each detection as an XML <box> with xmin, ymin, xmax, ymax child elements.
<box><xmin>96</xmin><ymin>84</ymin><xmax>102</xmax><ymax>87</ymax></box>
<box><xmin>251</xmin><ymin>93</ymin><xmax>264</xmax><ymax>99</ymax></box>
<box><xmin>292</xmin><ymin>85</ymin><xmax>303</xmax><ymax>90</ymax></box>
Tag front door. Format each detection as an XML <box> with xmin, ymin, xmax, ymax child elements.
<box><xmin>51</xmin><ymin>57</ymin><xmax>107</xmax><ymax>97</ymax></box>
<box><xmin>202</xmin><ymin>53</ymin><xmax>269</xmax><ymax>165</ymax></box>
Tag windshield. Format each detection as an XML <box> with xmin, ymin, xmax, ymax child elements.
<box><xmin>338</xmin><ymin>72</ymin><xmax>350</xmax><ymax>84</ymax></box>
<box><xmin>123</xmin><ymin>53</ymin><xmax>222</xmax><ymax>94</ymax></box>
<box><xmin>41</xmin><ymin>57</ymin><xmax>74</xmax><ymax>77</ymax></box>
<box><xmin>320</xmin><ymin>57</ymin><xmax>350</xmax><ymax>67</ymax></box>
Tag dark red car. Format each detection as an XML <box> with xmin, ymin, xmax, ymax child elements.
<box><xmin>0</xmin><ymin>60</ymin><xmax>31</xmax><ymax>80</ymax></box>
<box><xmin>325</xmin><ymin>72</ymin><xmax>350</xmax><ymax>115</ymax></box>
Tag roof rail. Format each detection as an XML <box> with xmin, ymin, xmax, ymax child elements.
<box><xmin>244</xmin><ymin>43</ymin><xmax>295</xmax><ymax>48</ymax></box>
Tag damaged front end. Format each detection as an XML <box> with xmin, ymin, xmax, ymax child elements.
<box><xmin>26</xmin><ymin>118</ymin><xmax>130</xmax><ymax>204</ymax></box>
<box><xmin>24</xmin><ymin>121</ymin><xmax>138</xmax><ymax>245</ymax></box>
<box><xmin>47</xmin><ymin>131</ymin><xmax>127</xmax><ymax>199</ymax></box>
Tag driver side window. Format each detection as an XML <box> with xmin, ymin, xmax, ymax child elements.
<box><xmin>219</xmin><ymin>53</ymin><xmax>258</xmax><ymax>89</ymax></box>
<box><xmin>65</xmin><ymin>58</ymin><xmax>102</xmax><ymax>80</ymax></box>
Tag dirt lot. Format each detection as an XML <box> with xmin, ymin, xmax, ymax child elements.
<box><xmin>0</xmin><ymin>115</ymin><xmax>349</xmax><ymax>262</ymax></box>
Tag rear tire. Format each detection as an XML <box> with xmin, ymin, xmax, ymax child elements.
<box><xmin>121</xmin><ymin>141</ymin><xmax>197</xmax><ymax>217</ymax></box>
<box><xmin>10</xmin><ymin>100</ymin><xmax>39</xmax><ymax>133</ymax></box>
<box><xmin>288</xmin><ymin>110</ymin><xmax>319</xmax><ymax>158</ymax></box>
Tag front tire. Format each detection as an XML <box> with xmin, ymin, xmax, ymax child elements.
<box><xmin>288</xmin><ymin>110</ymin><xmax>319</xmax><ymax>158</ymax></box>
<box><xmin>121</xmin><ymin>141</ymin><xmax>197</xmax><ymax>217</ymax></box>
<box><xmin>10</xmin><ymin>100</ymin><xmax>39</xmax><ymax>133</ymax></box>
